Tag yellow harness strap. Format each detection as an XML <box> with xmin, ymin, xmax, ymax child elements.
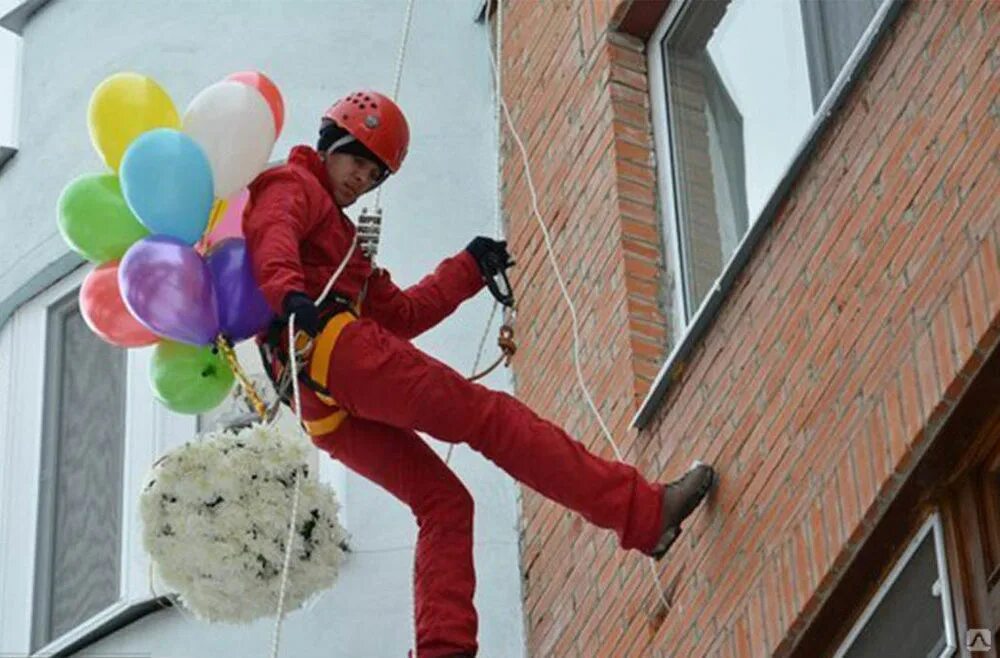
<box><xmin>301</xmin><ymin>310</ymin><xmax>355</xmax><ymax>436</ymax></box>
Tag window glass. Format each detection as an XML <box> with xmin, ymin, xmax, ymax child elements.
<box><xmin>836</xmin><ymin>518</ymin><xmax>954</xmax><ymax>658</ymax></box>
<box><xmin>35</xmin><ymin>295</ymin><xmax>125</xmax><ymax>646</ymax></box>
<box><xmin>661</xmin><ymin>0</ymin><xmax>882</xmax><ymax>315</ymax></box>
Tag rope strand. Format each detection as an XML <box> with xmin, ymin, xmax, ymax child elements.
<box><xmin>268</xmin><ymin>315</ymin><xmax>307</xmax><ymax>658</ymax></box>
<box><xmin>487</xmin><ymin>0</ymin><xmax>672</xmax><ymax>613</ymax></box>
<box><xmin>373</xmin><ymin>0</ymin><xmax>417</xmax><ymax>214</ymax></box>
<box><xmin>446</xmin><ymin>0</ymin><xmax>511</xmax><ymax>466</ymax></box>
<box><xmin>272</xmin><ymin>0</ymin><xmax>417</xmax><ymax>650</ymax></box>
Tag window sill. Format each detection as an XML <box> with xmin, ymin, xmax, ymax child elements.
<box><xmin>30</xmin><ymin>595</ymin><xmax>172</xmax><ymax>658</ymax></box>
<box><xmin>632</xmin><ymin>0</ymin><xmax>905</xmax><ymax>430</ymax></box>
<box><xmin>0</xmin><ymin>145</ymin><xmax>15</xmax><ymax>172</ymax></box>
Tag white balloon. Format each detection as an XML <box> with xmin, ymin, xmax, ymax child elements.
<box><xmin>183</xmin><ymin>81</ymin><xmax>275</xmax><ymax>198</ymax></box>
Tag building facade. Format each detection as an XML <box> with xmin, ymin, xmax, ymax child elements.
<box><xmin>0</xmin><ymin>1</ymin><xmax>527</xmax><ymax>657</ymax></box>
<box><xmin>496</xmin><ymin>0</ymin><xmax>998</xmax><ymax>655</ymax></box>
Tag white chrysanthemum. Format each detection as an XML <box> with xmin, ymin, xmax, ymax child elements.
<box><xmin>140</xmin><ymin>423</ymin><xmax>349</xmax><ymax>623</ymax></box>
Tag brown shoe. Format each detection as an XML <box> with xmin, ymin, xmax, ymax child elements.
<box><xmin>649</xmin><ymin>461</ymin><xmax>717</xmax><ymax>560</ymax></box>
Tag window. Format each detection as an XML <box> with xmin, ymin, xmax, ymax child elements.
<box><xmin>941</xmin><ymin>436</ymin><xmax>1000</xmax><ymax>640</ymax></box>
<box><xmin>1</xmin><ymin>267</ymin><xmax>343</xmax><ymax>654</ymax></box>
<box><xmin>834</xmin><ymin>514</ymin><xmax>957</xmax><ymax>658</ymax></box>
<box><xmin>1</xmin><ymin>1</ymin><xmax>55</xmax><ymax>167</ymax></box>
<box><xmin>650</xmin><ymin>0</ymin><xmax>889</xmax><ymax>322</ymax></box>
<box><xmin>0</xmin><ymin>25</ymin><xmax>19</xmax><ymax>165</ymax></box>
<box><xmin>0</xmin><ymin>267</ymin><xmax>195</xmax><ymax>657</ymax></box>
<box><xmin>31</xmin><ymin>291</ymin><xmax>127</xmax><ymax>649</ymax></box>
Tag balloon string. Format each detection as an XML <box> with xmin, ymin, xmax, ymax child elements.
<box><xmin>206</xmin><ymin>198</ymin><xmax>229</xmax><ymax>234</ymax></box>
<box><xmin>197</xmin><ymin>199</ymin><xmax>230</xmax><ymax>252</ymax></box>
<box><xmin>214</xmin><ymin>335</ymin><xmax>268</xmax><ymax>419</ymax></box>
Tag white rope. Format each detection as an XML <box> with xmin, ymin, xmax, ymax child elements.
<box><xmin>445</xmin><ymin>0</ymin><xmax>506</xmax><ymax>467</ymax></box>
<box><xmin>487</xmin><ymin>52</ymin><xmax>621</xmax><ymax>461</ymax></box>
<box><xmin>317</xmin><ymin>235</ymin><xmax>358</xmax><ymax>307</ymax></box>
<box><xmin>269</xmin><ymin>0</ymin><xmax>419</xmax><ymax>650</ymax></box>
<box><xmin>267</xmin><ymin>315</ymin><xmax>307</xmax><ymax>658</ymax></box>
<box><xmin>486</xmin><ymin>0</ymin><xmax>672</xmax><ymax>613</ymax></box>
<box><xmin>390</xmin><ymin>0</ymin><xmax>416</xmax><ymax>102</ymax></box>
<box><xmin>492</xmin><ymin>0</ymin><xmax>503</xmax><ymax>240</ymax></box>
<box><xmin>387</xmin><ymin>4</ymin><xmax>419</xmax><ymax>653</ymax></box>
<box><xmin>373</xmin><ymin>0</ymin><xmax>417</xmax><ymax>213</ymax></box>
<box><xmin>270</xmin><ymin>2</ymin><xmax>673</xmax><ymax>654</ymax></box>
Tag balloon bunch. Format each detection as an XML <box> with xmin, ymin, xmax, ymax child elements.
<box><xmin>57</xmin><ymin>71</ymin><xmax>284</xmax><ymax>415</ymax></box>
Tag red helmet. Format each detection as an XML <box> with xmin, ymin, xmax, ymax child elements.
<box><xmin>322</xmin><ymin>90</ymin><xmax>409</xmax><ymax>172</ymax></box>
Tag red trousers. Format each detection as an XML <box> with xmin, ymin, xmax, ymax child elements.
<box><xmin>297</xmin><ymin>318</ymin><xmax>665</xmax><ymax>657</ymax></box>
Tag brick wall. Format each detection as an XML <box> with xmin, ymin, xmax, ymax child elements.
<box><xmin>498</xmin><ymin>0</ymin><xmax>999</xmax><ymax>655</ymax></box>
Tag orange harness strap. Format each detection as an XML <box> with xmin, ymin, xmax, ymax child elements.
<box><xmin>301</xmin><ymin>311</ymin><xmax>355</xmax><ymax>436</ymax></box>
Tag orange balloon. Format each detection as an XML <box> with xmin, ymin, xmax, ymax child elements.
<box><xmin>80</xmin><ymin>261</ymin><xmax>160</xmax><ymax>347</ymax></box>
<box><xmin>227</xmin><ymin>71</ymin><xmax>284</xmax><ymax>139</ymax></box>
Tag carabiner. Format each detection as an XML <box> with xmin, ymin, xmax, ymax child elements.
<box><xmin>483</xmin><ymin>251</ymin><xmax>516</xmax><ymax>308</ymax></box>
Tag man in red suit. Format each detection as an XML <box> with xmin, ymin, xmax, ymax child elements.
<box><xmin>244</xmin><ymin>90</ymin><xmax>716</xmax><ymax>658</ymax></box>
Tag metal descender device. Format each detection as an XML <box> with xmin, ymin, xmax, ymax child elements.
<box><xmin>357</xmin><ymin>206</ymin><xmax>382</xmax><ymax>259</ymax></box>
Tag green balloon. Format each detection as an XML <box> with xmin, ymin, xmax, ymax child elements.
<box><xmin>57</xmin><ymin>173</ymin><xmax>150</xmax><ymax>262</ymax></box>
<box><xmin>150</xmin><ymin>341</ymin><xmax>235</xmax><ymax>414</ymax></box>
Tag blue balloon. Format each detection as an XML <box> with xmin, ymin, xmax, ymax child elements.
<box><xmin>120</xmin><ymin>128</ymin><xmax>214</xmax><ymax>245</ymax></box>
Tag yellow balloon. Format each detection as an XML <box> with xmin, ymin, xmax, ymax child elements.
<box><xmin>87</xmin><ymin>72</ymin><xmax>180</xmax><ymax>172</ymax></box>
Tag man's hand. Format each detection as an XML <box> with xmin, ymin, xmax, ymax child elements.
<box><xmin>465</xmin><ymin>237</ymin><xmax>514</xmax><ymax>278</ymax></box>
<box><xmin>282</xmin><ymin>291</ymin><xmax>320</xmax><ymax>337</ymax></box>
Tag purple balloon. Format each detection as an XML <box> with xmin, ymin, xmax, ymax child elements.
<box><xmin>206</xmin><ymin>238</ymin><xmax>274</xmax><ymax>342</ymax></box>
<box><xmin>119</xmin><ymin>235</ymin><xmax>220</xmax><ymax>345</ymax></box>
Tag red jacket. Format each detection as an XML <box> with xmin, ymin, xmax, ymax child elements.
<box><xmin>243</xmin><ymin>145</ymin><xmax>484</xmax><ymax>340</ymax></box>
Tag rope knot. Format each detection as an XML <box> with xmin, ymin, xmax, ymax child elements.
<box><xmin>498</xmin><ymin>324</ymin><xmax>516</xmax><ymax>365</ymax></box>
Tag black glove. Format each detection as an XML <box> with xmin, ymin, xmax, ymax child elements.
<box><xmin>282</xmin><ymin>291</ymin><xmax>320</xmax><ymax>337</ymax></box>
<box><xmin>465</xmin><ymin>237</ymin><xmax>514</xmax><ymax>278</ymax></box>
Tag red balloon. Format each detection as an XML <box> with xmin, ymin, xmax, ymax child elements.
<box><xmin>227</xmin><ymin>71</ymin><xmax>284</xmax><ymax>139</ymax></box>
<box><xmin>80</xmin><ymin>261</ymin><xmax>160</xmax><ymax>348</ymax></box>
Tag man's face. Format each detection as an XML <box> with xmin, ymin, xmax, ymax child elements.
<box><xmin>322</xmin><ymin>151</ymin><xmax>384</xmax><ymax>207</ymax></box>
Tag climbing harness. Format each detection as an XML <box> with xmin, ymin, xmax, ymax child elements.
<box><xmin>259</xmin><ymin>296</ymin><xmax>357</xmax><ymax>410</ymax></box>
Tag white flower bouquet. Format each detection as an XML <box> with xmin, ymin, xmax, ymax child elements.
<box><xmin>140</xmin><ymin>422</ymin><xmax>348</xmax><ymax>623</ymax></box>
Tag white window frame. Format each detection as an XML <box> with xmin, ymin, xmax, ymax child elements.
<box><xmin>833</xmin><ymin>512</ymin><xmax>958</xmax><ymax>658</ymax></box>
<box><xmin>634</xmin><ymin>0</ymin><xmax>903</xmax><ymax>428</ymax></box>
<box><xmin>0</xmin><ymin>25</ymin><xmax>21</xmax><ymax>165</ymax></box>
<box><xmin>1</xmin><ymin>1</ymin><xmax>57</xmax><ymax>168</ymax></box>
<box><xmin>0</xmin><ymin>266</ymin><xmax>196</xmax><ymax>657</ymax></box>
<box><xmin>0</xmin><ymin>265</ymin><xmax>344</xmax><ymax>655</ymax></box>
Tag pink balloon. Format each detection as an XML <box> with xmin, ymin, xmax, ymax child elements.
<box><xmin>226</xmin><ymin>71</ymin><xmax>284</xmax><ymax>139</ymax></box>
<box><xmin>204</xmin><ymin>189</ymin><xmax>248</xmax><ymax>249</ymax></box>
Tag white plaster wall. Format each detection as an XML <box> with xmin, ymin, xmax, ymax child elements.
<box><xmin>0</xmin><ymin>1</ymin><xmax>525</xmax><ymax>656</ymax></box>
